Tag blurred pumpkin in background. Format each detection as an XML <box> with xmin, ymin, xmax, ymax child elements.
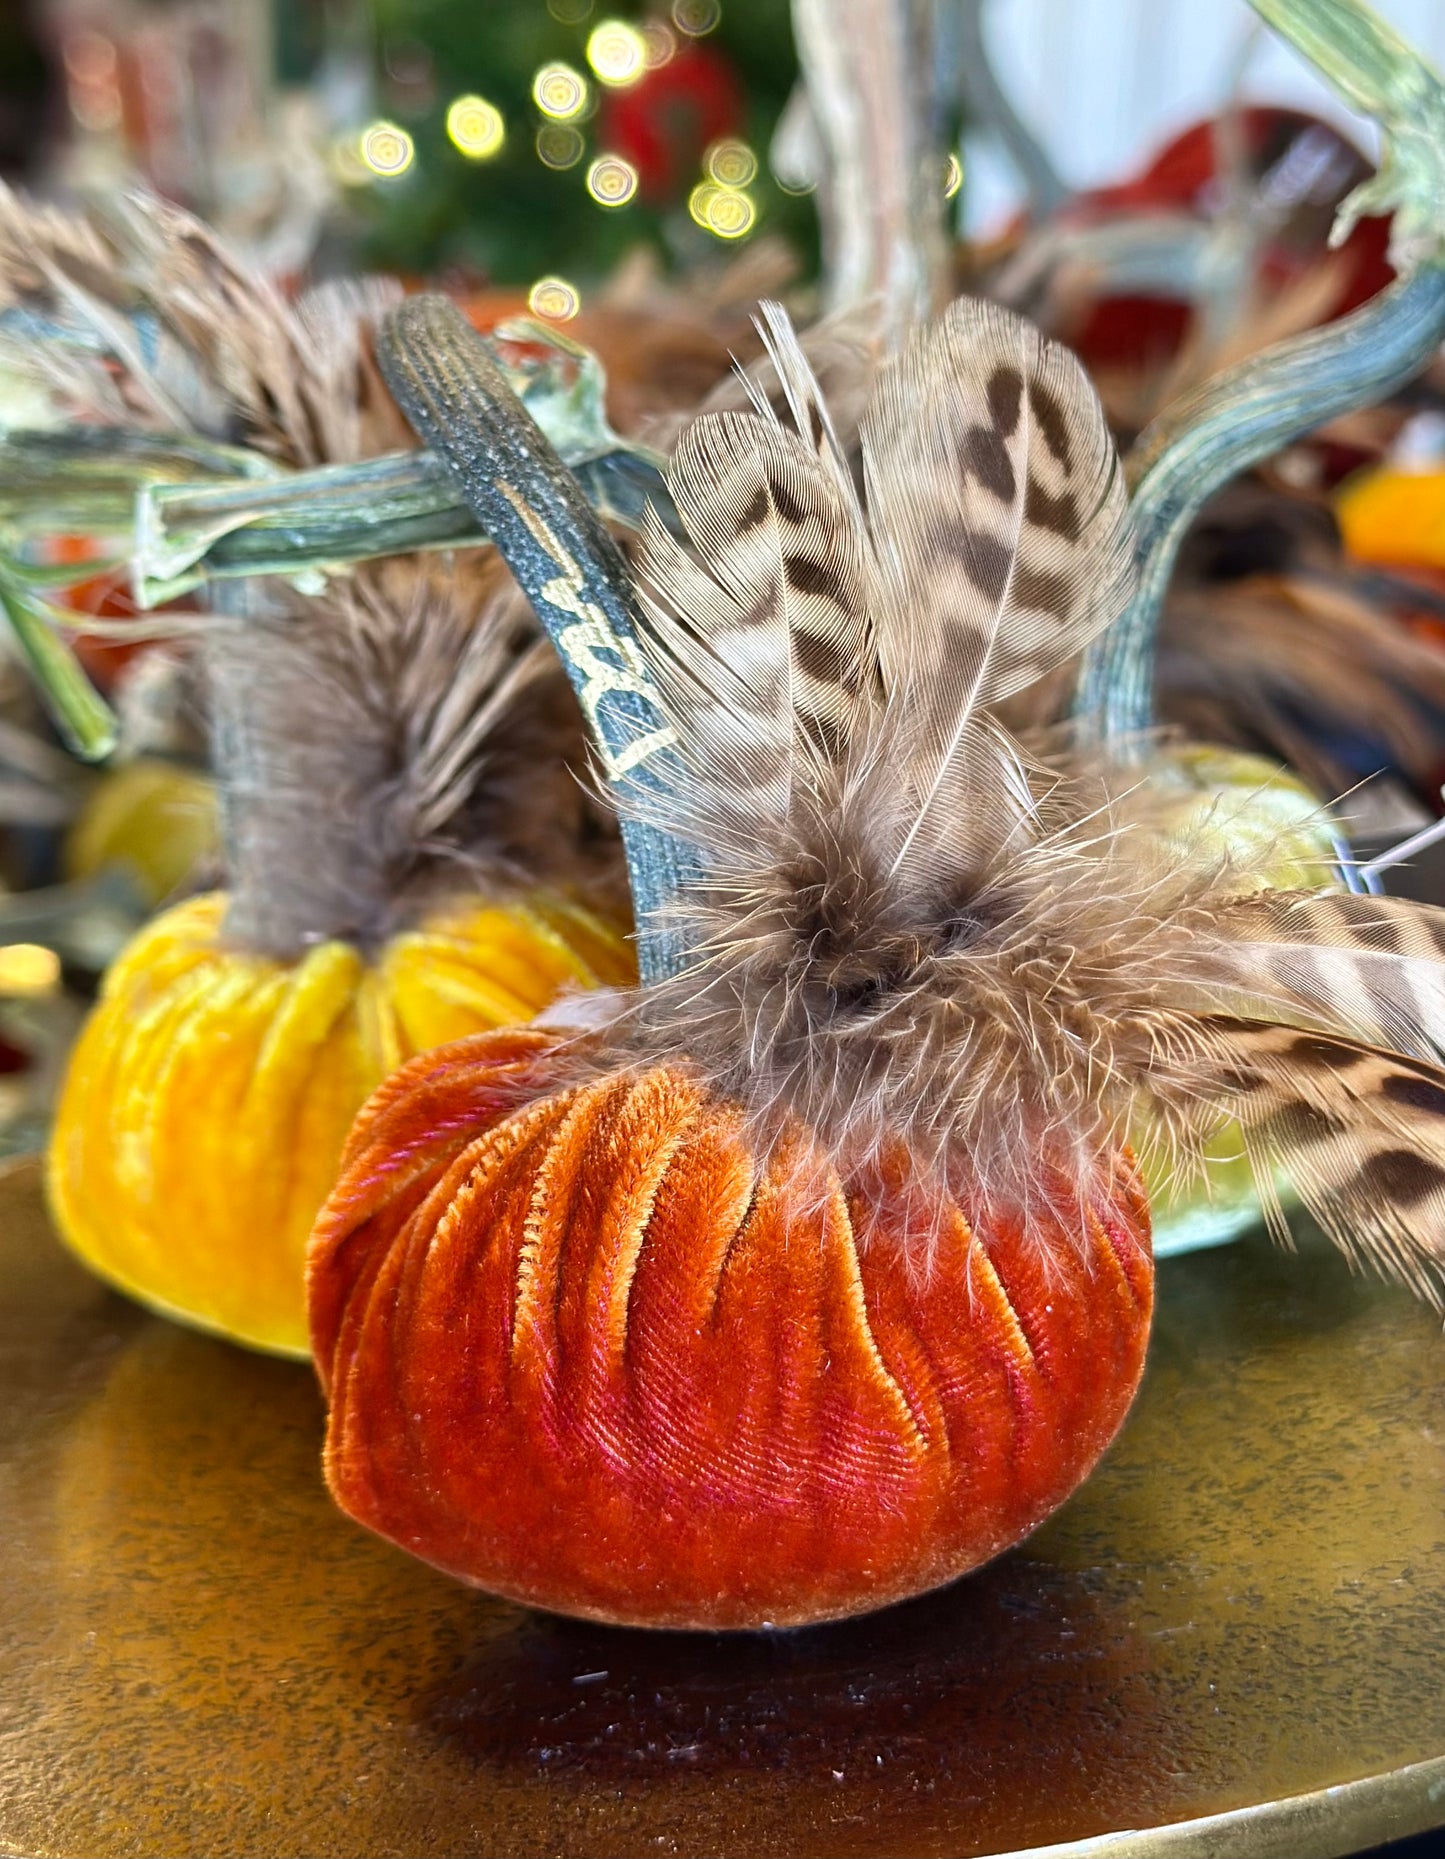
<box><xmin>11</xmin><ymin>202</ymin><xmax>636</xmax><ymax>1361</ymax></box>
<box><xmin>1338</xmin><ymin>463</ymin><xmax>1445</xmax><ymax>575</ymax></box>
<box><xmin>50</xmin><ymin>891</ymin><xmax>630</xmax><ymax>1356</ymax></box>
<box><xmin>64</xmin><ymin>758</ymin><xmax>218</xmax><ymax>908</ymax></box>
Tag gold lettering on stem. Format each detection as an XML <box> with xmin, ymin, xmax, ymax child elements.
<box><xmin>498</xmin><ymin>483</ymin><xmax>676</xmax><ymax>778</ymax></box>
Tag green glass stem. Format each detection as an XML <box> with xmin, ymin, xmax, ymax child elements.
<box><xmin>374</xmin><ymin>294</ymin><xmax>693</xmax><ymax>986</ymax></box>
<box><xmin>0</xmin><ymin>428</ymin><xmax>673</xmax><ymax>607</ymax></box>
<box><xmin>1248</xmin><ymin>0</ymin><xmax>1445</xmax><ymax>269</ymax></box>
<box><xmin>0</xmin><ymin>563</ymin><xmax>117</xmax><ymax>761</ymax></box>
<box><xmin>1075</xmin><ymin>266</ymin><xmax>1445</xmax><ymax>745</ymax></box>
<box><xmin>133</xmin><ymin>445</ymin><xmax>670</xmax><ymax>604</ymax></box>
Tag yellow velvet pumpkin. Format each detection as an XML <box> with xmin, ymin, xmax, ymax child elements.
<box><xmin>46</xmin><ymin>889</ymin><xmax>633</xmax><ymax>1357</ymax></box>
<box><xmin>64</xmin><ymin>759</ymin><xmax>219</xmax><ymax>907</ymax></box>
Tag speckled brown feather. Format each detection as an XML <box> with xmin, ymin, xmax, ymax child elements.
<box><xmin>1198</xmin><ymin>1018</ymin><xmax>1445</xmax><ymax>1304</ymax></box>
<box><xmin>566</xmin><ymin>297</ymin><xmax>1445</xmax><ymax>1302</ymax></box>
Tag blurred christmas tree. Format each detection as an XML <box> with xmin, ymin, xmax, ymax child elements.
<box><xmin>307</xmin><ymin>0</ymin><xmax>814</xmax><ymax>289</ymax></box>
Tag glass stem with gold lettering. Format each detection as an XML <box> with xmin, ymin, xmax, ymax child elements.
<box><xmin>376</xmin><ymin>294</ymin><xmax>695</xmax><ymax>986</ymax></box>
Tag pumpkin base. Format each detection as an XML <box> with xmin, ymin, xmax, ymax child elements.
<box><xmin>310</xmin><ymin>1028</ymin><xmax>1155</xmax><ymax>1631</ymax></box>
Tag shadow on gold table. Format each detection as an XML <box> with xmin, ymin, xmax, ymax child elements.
<box><xmin>2</xmin><ymin>1158</ymin><xmax>1444</xmax><ymax>1859</ymax></box>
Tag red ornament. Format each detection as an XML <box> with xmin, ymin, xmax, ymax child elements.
<box><xmin>1061</xmin><ymin>107</ymin><xmax>1394</xmax><ymax>373</ymax></box>
<box><xmin>599</xmin><ymin>42</ymin><xmax>745</xmax><ymax>201</ymax></box>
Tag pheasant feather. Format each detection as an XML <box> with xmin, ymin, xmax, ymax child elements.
<box><xmin>555</xmin><ymin>296</ymin><xmax>1445</xmax><ymax>1305</ymax></box>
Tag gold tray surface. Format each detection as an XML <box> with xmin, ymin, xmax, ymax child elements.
<box><xmin>2</xmin><ymin>1158</ymin><xmax>1444</xmax><ymax>1859</ymax></box>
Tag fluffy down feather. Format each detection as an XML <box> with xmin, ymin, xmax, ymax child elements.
<box><xmin>209</xmin><ymin>571</ymin><xmax>608</xmax><ymax>960</ymax></box>
<box><xmin>558</xmin><ymin>297</ymin><xmax>1445</xmax><ymax>1303</ymax></box>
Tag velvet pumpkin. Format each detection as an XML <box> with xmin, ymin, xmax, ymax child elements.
<box><xmin>47</xmin><ymin>893</ymin><xmax>633</xmax><ymax>1358</ymax></box>
<box><xmin>1142</xmin><ymin>744</ymin><xmax>1340</xmax><ymax>895</ymax></box>
<box><xmin>309</xmin><ymin>1027</ymin><xmax>1154</xmax><ymax>1631</ymax></box>
<box><xmin>64</xmin><ymin>758</ymin><xmax>219</xmax><ymax>906</ymax></box>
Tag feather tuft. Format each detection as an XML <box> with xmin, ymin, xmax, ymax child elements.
<box><xmin>210</xmin><ymin>570</ymin><xmax>607</xmax><ymax>960</ymax></box>
<box><xmin>0</xmin><ymin>181</ymin><xmax>401</xmax><ymax>463</ymax></box>
<box><xmin>556</xmin><ymin>295</ymin><xmax>1445</xmax><ymax>1305</ymax></box>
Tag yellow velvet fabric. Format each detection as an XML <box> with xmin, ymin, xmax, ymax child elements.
<box><xmin>46</xmin><ymin>891</ymin><xmax>634</xmax><ymax>1357</ymax></box>
<box><xmin>64</xmin><ymin>760</ymin><xmax>219</xmax><ymax>906</ymax></box>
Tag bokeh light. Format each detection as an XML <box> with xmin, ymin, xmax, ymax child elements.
<box><xmin>536</xmin><ymin>123</ymin><xmax>585</xmax><ymax>169</ymax></box>
<box><xmin>672</xmin><ymin>0</ymin><xmax>721</xmax><ymax>35</ymax></box>
<box><xmin>688</xmin><ymin>181</ymin><xmax>756</xmax><ymax>239</ymax></box>
<box><xmin>528</xmin><ymin>276</ymin><xmax>582</xmax><ymax>321</ymax></box>
<box><xmin>586</xmin><ymin>154</ymin><xmax>639</xmax><ymax>205</ymax></box>
<box><xmin>705</xmin><ymin>138</ymin><xmax>757</xmax><ymax>187</ymax></box>
<box><xmin>706</xmin><ymin>190</ymin><xmax>755</xmax><ymax>238</ymax></box>
<box><xmin>944</xmin><ymin>152</ymin><xmax>963</xmax><ymax>199</ymax></box>
<box><xmin>533</xmin><ymin>61</ymin><xmax>589</xmax><ymax>120</ymax></box>
<box><xmin>446</xmin><ymin>95</ymin><xmax>505</xmax><ymax>159</ymax></box>
<box><xmin>586</xmin><ymin>20</ymin><xmax>646</xmax><ymax>87</ymax></box>
<box><xmin>359</xmin><ymin>120</ymin><xmax>415</xmax><ymax>177</ymax></box>
<box><xmin>642</xmin><ymin>23</ymin><xmax>677</xmax><ymax>67</ymax></box>
<box><xmin>0</xmin><ymin>943</ymin><xmax>60</xmax><ymax>997</ymax></box>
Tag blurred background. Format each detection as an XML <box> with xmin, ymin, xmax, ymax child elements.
<box><xmin>0</xmin><ymin>0</ymin><xmax>807</xmax><ymax>288</ymax></box>
<box><xmin>3</xmin><ymin>0</ymin><xmax>1444</xmax><ymax>293</ymax></box>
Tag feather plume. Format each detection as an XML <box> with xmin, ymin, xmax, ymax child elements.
<box><xmin>1192</xmin><ymin>1019</ymin><xmax>1445</xmax><ymax>1304</ymax></box>
<box><xmin>0</xmin><ymin>182</ymin><xmax>402</xmax><ymax>463</ymax></box>
<box><xmin>0</xmin><ymin>183</ymin><xmax>622</xmax><ymax>953</ymax></box>
<box><xmin>554</xmin><ymin>296</ymin><xmax>1445</xmax><ymax>1306</ymax></box>
<box><xmin>1202</xmin><ymin>889</ymin><xmax>1445</xmax><ymax>1062</ymax></box>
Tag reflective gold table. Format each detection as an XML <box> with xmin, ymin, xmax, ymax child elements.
<box><xmin>2</xmin><ymin>1157</ymin><xmax>1443</xmax><ymax>1859</ymax></box>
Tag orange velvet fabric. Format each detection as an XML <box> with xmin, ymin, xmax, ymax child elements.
<box><xmin>309</xmin><ymin>1028</ymin><xmax>1154</xmax><ymax>1630</ymax></box>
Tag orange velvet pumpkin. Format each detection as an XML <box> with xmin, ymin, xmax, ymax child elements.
<box><xmin>309</xmin><ymin>1026</ymin><xmax>1154</xmax><ymax>1630</ymax></box>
